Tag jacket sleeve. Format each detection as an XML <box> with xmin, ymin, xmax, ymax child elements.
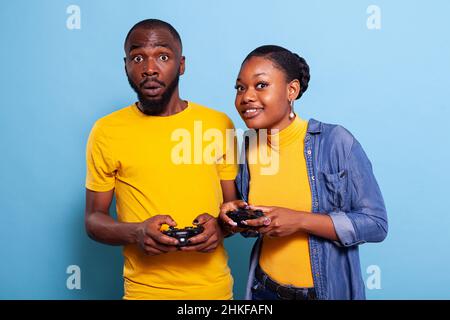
<box><xmin>329</xmin><ymin>139</ymin><xmax>388</xmax><ymax>247</ymax></box>
<box><xmin>234</xmin><ymin>164</ymin><xmax>259</xmax><ymax>238</ymax></box>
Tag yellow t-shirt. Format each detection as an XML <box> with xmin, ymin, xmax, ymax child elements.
<box><xmin>248</xmin><ymin>116</ymin><xmax>314</xmax><ymax>288</ymax></box>
<box><xmin>85</xmin><ymin>101</ymin><xmax>238</xmax><ymax>299</ymax></box>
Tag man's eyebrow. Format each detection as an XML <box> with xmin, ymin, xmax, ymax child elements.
<box><xmin>128</xmin><ymin>44</ymin><xmax>142</xmax><ymax>52</ymax></box>
<box><xmin>128</xmin><ymin>42</ymin><xmax>173</xmax><ymax>53</ymax></box>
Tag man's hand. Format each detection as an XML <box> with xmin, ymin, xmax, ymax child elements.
<box><xmin>218</xmin><ymin>200</ymin><xmax>249</xmax><ymax>235</ymax></box>
<box><xmin>135</xmin><ymin>215</ymin><xmax>180</xmax><ymax>256</ymax></box>
<box><xmin>180</xmin><ymin>213</ymin><xmax>223</xmax><ymax>253</ymax></box>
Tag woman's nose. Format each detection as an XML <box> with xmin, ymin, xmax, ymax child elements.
<box><xmin>241</xmin><ymin>87</ymin><xmax>256</xmax><ymax>104</ymax></box>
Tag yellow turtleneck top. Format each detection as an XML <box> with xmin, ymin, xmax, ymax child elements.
<box><xmin>248</xmin><ymin>116</ymin><xmax>314</xmax><ymax>287</ymax></box>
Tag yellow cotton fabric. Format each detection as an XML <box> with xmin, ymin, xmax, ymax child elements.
<box><xmin>248</xmin><ymin>116</ymin><xmax>314</xmax><ymax>288</ymax></box>
<box><xmin>85</xmin><ymin>101</ymin><xmax>237</xmax><ymax>299</ymax></box>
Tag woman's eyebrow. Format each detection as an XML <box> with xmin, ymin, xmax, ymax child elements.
<box><xmin>253</xmin><ymin>72</ymin><xmax>267</xmax><ymax>78</ymax></box>
<box><xmin>236</xmin><ymin>72</ymin><xmax>268</xmax><ymax>82</ymax></box>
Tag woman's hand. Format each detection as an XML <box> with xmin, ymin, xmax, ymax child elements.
<box><xmin>244</xmin><ymin>205</ymin><xmax>339</xmax><ymax>241</ymax></box>
<box><xmin>244</xmin><ymin>205</ymin><xmax>304</xmax><ymax>237</ymax></box>
<box><xmin>218</xmin><ymin>200</ymin><xmax>249</xmax><ymax>236</ymax></box>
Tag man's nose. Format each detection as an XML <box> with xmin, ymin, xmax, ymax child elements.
<box><xmin>142</xmin><ymin>58</ymin><xmax>159</xmax><ymax>77</ymax></box>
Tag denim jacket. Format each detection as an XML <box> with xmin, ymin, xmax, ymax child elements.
<box><xmin>235</xmin><ymin>118</ymin><xmax>388</xmax><ymax>300</ymax></box>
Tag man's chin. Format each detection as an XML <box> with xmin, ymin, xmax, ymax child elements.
<box><xmin>142</xmin><ymin>95</ymin><xmax>163</xmax><ymax>103</ymax></box>
<box><xmin>129</xmin><ymin>73</ymin><xmax>179</xmax><ymax>116</ymax></box>
<box><xmin>138</xmin><ymin>99</ymin><xmax>167</xmax><ymax>115</ymax></box>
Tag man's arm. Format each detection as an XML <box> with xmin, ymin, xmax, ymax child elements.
<box><xmin>85</xmin><ymin>188</ymin><xmax>139</xmax><ymax>245</ymax></box>
<box><xmin>85</xmin><ymin>189</ymin><xmax>179</xmax><ymax>255</ymax></box>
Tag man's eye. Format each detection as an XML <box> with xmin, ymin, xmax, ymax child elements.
<box><xmin>159</xmin><ymin>55</ymin><xmax>169</xmax><ymax>61</ymax></box>
<box><xmin>133</xmin><ymin>55</ymin><xmax>143</xmax><ymax>63</ymax></box>
<box><xmin>256</xmin><ymin>82</ymin><xmax>268</xmax><ymax>89</ymax></box>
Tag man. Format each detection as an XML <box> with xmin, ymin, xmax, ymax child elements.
<box><xmin>85</xmin><ymin>19</ymin><xmax>238</xmax><ymax>299</ymax></box>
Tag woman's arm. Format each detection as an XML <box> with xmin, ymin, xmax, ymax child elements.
<box><xmin>220</xmin><ymin>180</ymin><xmax>239</xmax><ymax>203</ymax></box>
<box><xmin>244</xmin><ymin>206</ymin><xmax>338</xmax><ymax>241</ymax></box>
<box><xmin>327</xmin><ymin>139</ymin><xmax>388</xmax><ymax>247</ymax></box>
<box><xmin>245</xmin><ymin>139</ymin><xmax>388</xmax><ymax>246</ymax></box>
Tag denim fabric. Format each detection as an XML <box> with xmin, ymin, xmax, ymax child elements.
<box><xmin>251</xmin><ymin>267</ymin><xmax>317</xmax><ymax>300</ymax></box>
<box><xmin>251</xmin><ymin>278</ymin><xmax>280</xmax><ymax>300</ymax></box>
<box><xmin>236</xmin><ymin>119</ymin><xmax>388</xmax><ymax>300</ymax></box>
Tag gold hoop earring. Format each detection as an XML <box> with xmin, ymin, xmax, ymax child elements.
<box><xmin>289</xmin><ymin>100</ymin><xmax>295</xmax><ymax>119</ymax></box>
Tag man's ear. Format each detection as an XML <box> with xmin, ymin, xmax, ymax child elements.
<box><xmin>179</xmin><ymin>56</ymin><xmax>186</xmax><ymax>75</ymax></box>
<box><xmin>124</xmin><ymin>57</ymin><xmax>127</xmax><ymax>72</ymax></box>
<box><xmin>288</xmin><ymin>79</ymin><xmax>301</xmax><ymax>101</ymax></box>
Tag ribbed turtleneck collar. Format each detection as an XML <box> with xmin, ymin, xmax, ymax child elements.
<box><xmin>267</xmin><ymin>116</ymin><xmax>307</xmax><ymax>149</ymax></box>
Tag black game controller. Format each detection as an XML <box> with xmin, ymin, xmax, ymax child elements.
<box><xmin>226</xmin><ymin>208</ymin><xmax>264</xmax><ymax>228</ymax></box>
<box><xmin>162</xmin><ymin>225</ymin><xmax>204</xmax><ymax>246</ymax></box>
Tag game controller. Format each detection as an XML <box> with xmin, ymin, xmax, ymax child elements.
<box><xmin>226</xmin><ymin>208</ymin><xmax>264</xmax><ymax>228</ymax></box>
<box><xmin>162</xmin><ymin>225</ymin><xmax>204</xmax><ymax>246</ymax></box>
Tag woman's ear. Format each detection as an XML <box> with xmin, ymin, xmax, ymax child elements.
<box><xmin>288</xmin><ymin>79</ymin><xmax>301</xmax><ymax>101</ymax></box>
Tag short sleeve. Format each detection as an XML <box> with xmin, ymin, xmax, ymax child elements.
<box><xmin>217</xmin><ymin>115</ymin><xmax>238</xmax><ymax>180</ymax></box>
<box><xmin>85</xmin><ymin>122</ymin><xmax>117</xmax><ymax>191</ymax></box>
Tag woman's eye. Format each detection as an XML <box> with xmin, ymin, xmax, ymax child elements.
<box><xmin>234</xmin><ymin>84</ymin><xmax>244</xmax><ymax>92</ymax></box>
<box><xmin>256</xmin><ymin>82</ymin><xmax>268</xmax><ymax>89</ymax></box>
<box><xmin>159</xmin><ymin>54</ymin><xmax>169</xmax><ymax>61</ymax></box>
<box><xmin>133</xmin><ymin>55</ymin><xmax>143</xmax><ymax>63</ymax></box>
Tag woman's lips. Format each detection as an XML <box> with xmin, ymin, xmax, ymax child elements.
<box><xmin>241</xmin><ymin>107</ymin><xmax>263</xmax><ymax>120</ymax></box>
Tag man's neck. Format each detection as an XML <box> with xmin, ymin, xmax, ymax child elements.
<box><xmin>138</xmin><ymin>93</ymin><xmax>187</xmax><ymax>117</ymax></box>
<box><xmin>158</xmin><ymin>96</ymin><xmax>188</xmax><ymax>116</ymax></box>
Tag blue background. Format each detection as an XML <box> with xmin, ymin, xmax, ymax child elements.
<box><xmin>1</xmin><ymin>0</ymin><xmax>449</xmax><ymax>299</ymax></box>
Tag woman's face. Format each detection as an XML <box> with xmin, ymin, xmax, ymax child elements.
<box><xmin>235</xmin><ymin>56</ymin><xmax>298</xmax><ymax>130</ymax></box>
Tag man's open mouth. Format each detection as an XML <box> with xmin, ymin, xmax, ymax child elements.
<box><xmin>141</xmin><ymin>82</ymin><xmax>164</xmax><ymax>96</ymax></box>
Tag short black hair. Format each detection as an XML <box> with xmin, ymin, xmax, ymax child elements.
<box><xmin>243</xmin><ymin>45</ymin><xmax>310</xmax><ymax>99</ymax></box>
<box><xmin>124</xmin><ymin>19</ymin><xmax>182</xmax><ymax>51</ymax></box>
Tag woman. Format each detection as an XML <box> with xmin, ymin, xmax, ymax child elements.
<box><xmin>219</xmin><ymin>45</ymin><xmax>388</xmax><ymax>300</ymax></box>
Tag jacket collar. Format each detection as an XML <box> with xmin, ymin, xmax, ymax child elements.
<box><xmin>242</xmin><ymin>118</ymin><xmax>323</xmax><ymax>136</ymax></box>
<box><xmin>307</xmin><ymin>118</ymin><xmax>323</xmax><ymax>134</ymax></box>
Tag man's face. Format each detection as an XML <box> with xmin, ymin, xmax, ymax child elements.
<box><xmin>124</xmin><ymin>27</ymin><xmax>185</xmax><ymax>115</ymax></box>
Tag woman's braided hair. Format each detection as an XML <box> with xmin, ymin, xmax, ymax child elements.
<box><xmin>243</xmin><ymin>45</ymin><xmax>310</xmax><ymax>99</ymax></box>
